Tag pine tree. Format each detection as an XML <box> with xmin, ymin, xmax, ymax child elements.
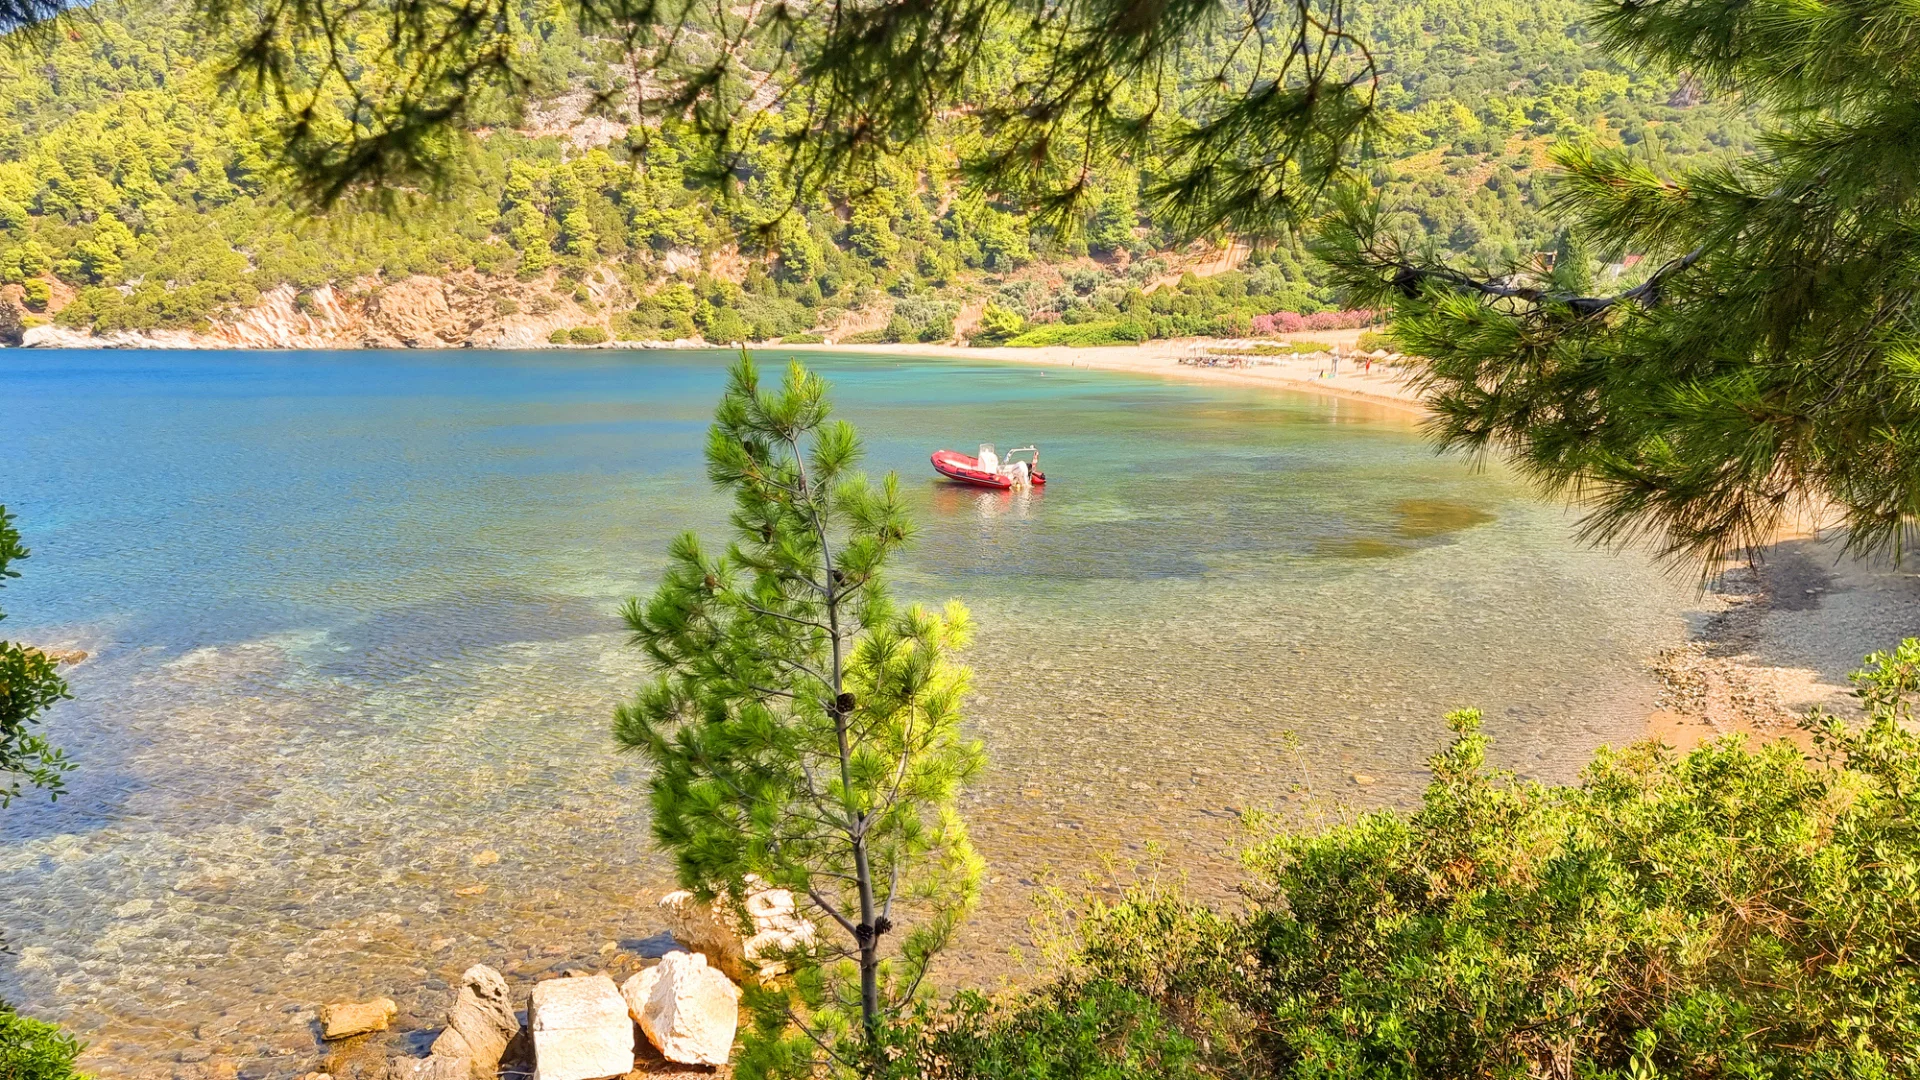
<box><xmin>1319</xmin><ymin>0</ymin><xmax>1920</xmax><ymax>568</ymax></box>
<box><xmin>550</xmin><ymin>166</ymin><xmax>598</xmax><ymax>262</ymax></box>
<box><xmin>0</xmin><ymin>507</ymin><xmax>72</xmax><ymax>808</ymax></box>
<box><xmin>615</xmin><ymin>356</ymin><xmax>984</xmax><ymax>1077</ymax></box>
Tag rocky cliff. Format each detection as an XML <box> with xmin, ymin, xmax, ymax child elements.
<box><xmin>18</xmin><ymin>269</ymin><xmax>636</xmax><ymax>350</ymax></box>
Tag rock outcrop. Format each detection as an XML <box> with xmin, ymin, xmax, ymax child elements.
<box><xmin>528</xmin><ymin>975</ymin><xmax>632</xmax><ymax>1080</ymax></box>
<box><xmin>21</xmin><ymin>271</ymin><xmax>612</xmax><ymax>351</ymax></box>
<box><xmin>620</xmin><ymin>952</ymin><xmax>739</xmax><ymax>1067</ymax></box>
<box><xmin>657</xmin><ymin>876</ymin><xmax>815</xmax><ymax>982</ymax></box>
<box><xmin>319</xmin><ymin>998</ymin><xmax>398</xmax><ymax>1040</ymax></box>
<box><xmin>428</xmin><ymin>965</ymin><xmax>519</xmax><ymax>1080</ymax></box>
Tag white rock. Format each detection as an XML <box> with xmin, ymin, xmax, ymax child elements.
<box><xmin>656</xmin><ymin>876</ymin><xmax>815</xmax><ymax>981</ymax></box>
<box><xmin>620</xmin><ymin>952</ymin><xmax>739</xmax><ymax>1067</ymax></box>
<box><xmin>528</xmin><ymin>975</ymin><xmax>633</xmax><ymax>1080</ymax></box>
<box><xmin>430</xmin><ymin>965</ymin><xmax>519</xmax><ymax>1080</ymax></box>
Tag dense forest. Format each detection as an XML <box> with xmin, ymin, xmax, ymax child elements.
<box><xmin>0</xmin><ymin>0</ymin><xmax>1759</xmax><ymax>344</ymax></box>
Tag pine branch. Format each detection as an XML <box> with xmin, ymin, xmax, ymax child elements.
<box><xmin>1382</xmin><ymin>246</ymin><xmax>1706</xmax><ymax>313</ymax></box>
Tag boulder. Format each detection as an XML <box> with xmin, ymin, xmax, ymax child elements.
<box><xmin>620</xmin><ymin>952</ymin><xmax>740</xmax><ymax>1067</ymax></box>
<box><xmin>320</xmin><ymin>998</ymin><xmax>398</xmax><ymax>1040</ymax></box>
<box><xmin>429</xmin><ymin>965</ymin><xmax>519</xmax><ymax>1079</ymax></box>
<box><xmin>657</xmin><ymin>876</ymin><xmax>815</xmax><ymax>981</ymax></box>
<box><xmin>528</xmin><ymin>975</ymin><xmax>633</xmax><ymax>1080</ymax></box>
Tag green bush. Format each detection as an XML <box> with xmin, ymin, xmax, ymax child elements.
<box><xmin>953</xmin><ymin>639</ymin><xmax>1920</xmax><ymax>1080</ymax></box>
<box><xmin>1005</xmin><ymin>319</ymin><xmax>1149</xmax><ymax>347</ymax></box>
<box><xmin>568</xmin><ymin>325</ymin><xmax>608</xmax><ymax>345</ymax></box>
<box><xmin>548</xmin><ymin>327</ymin><xmax>570</xmax><ymax>344</ymax></box>
<box><xmin>1212</xmin><ymin>342</ymin><xmax>1323</xmax><ymax>357</ymax></box>
<box><xmin>967</xmin><ymin>303</ymin><xmax>1026</xmax><ymax>346</ymax></box>
<box><xmin>781</xmin><ymin>332</ymin><xmax>825</xmax><ymax>344</ymax></box>
<box><xmin>1354</xmin><ymin>329</ymin><xmax>1395</xmax><ymax>352</ymax></box>
<box><xmin>698</xmin><ymin>305</ymin><xmax>750</xmax><ymax>344</ymax></box>
<box><xmin>892</xmin><ymin>982</ymin><xmax>1206</xmax><ymax>1080</ymax></box>
<box><xmin>836</xmin><ymin>328</ymin><xmax>891</xmax><ymax>345</ymax></box>
<box><xmin>21</xmin><ymin>280</ymin><xmax>50</xmax><ymax>313</ymax></box>
<box><xmin>0</xmin><ymin>1004</ymin><xmax>87</xmax><ymax>1080</ymax></box>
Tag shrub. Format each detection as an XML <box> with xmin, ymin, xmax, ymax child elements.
<box><xmin>966</xmin><ymin>639</ymin><xmax>1920</xmax><ymax>1080</ymax></box>
<box><xmin>698</xmin><ymin>305</ymin><xmax>750</xmax><ymax>344</ymax></box>
<box><xmin>21</xmin><ymin>280</ymin><xmax>49</xmax><ymax>312</ymax></box>
<box><xmin>1354</xmin><ymin>329</ymin><xmax>1396</xmax><ymax>352</ymax></box>
<box><xmin>781</xmin><ymin>332</ymin><xmax>825</xmax><ymax>344</ymax></box>
<box><xmin>837</xmin><ymin>328</ymin><xmax>890</xmax><ymax>345</ymax></box>
<box><xmin>548</xmin><ymin>327</ymin><xmax>569</xmax><ymax>344</ymax></box>
<box><xmin>1006</xmin><ymin>319</ymin><xmax>1148</xmax><ymax>347</ymax></box>
<box><xmin>968</xmin><ymin>303</ymin><xmax>1026</xmax><ymax>345</ymax></box>
<box><xmin>893</xmin><ymin>982</ymin><xmax>1206</xmax><ymax>1080</ymax></box>
<box><xmin>0</xmin><ymin>1004</ymin><xmax>87</xmax><ymax>1080</ymax></box>
<box><xmin>1250</xmin><ymin>309</ymin><xmax>1378</xmax><ymax>335</ymax></box>
<box><xmin>494</xmin><ymin>297</ymin><xmax>520</xmax><ymax>316</ymax></box>
<box><xmin>568</xmin><ymin>325</ymin><xmax>608</xmax><ymax>345</ymax></box>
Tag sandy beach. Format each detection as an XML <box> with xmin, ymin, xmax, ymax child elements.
<box><xmin>778</xmin><ymin>329</ymin><xmax>1428</xmax><ymax>415</ymax></box>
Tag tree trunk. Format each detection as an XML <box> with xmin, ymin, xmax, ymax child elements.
<box><xmin>853</xmin><ymin>832</ymin><xmax>880</xmax><ymax>1066</ymax></box>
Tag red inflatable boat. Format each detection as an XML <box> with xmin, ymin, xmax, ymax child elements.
<box><xmin>930</xmin><ymin>445</ymin><xmax>1046</xmax><ymax>490</ymax></box>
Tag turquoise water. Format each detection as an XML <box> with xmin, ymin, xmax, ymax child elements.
<box><xmin>0</xmin><ymin>349</ymin><xmax>1697</xmax><ymax>1077</ymax></box>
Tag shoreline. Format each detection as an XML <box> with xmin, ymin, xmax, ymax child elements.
<box><xmin>775</xmin><ymin>334</ymin><xmax>1430</xmax><ymax>415</ymax></box>
<box><xmin>14</xmin><ymin>329</ymin><xmax>1428</xmax><ymax>416</ymax></box>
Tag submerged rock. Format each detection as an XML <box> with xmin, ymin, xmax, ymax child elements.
<box><xmin>429</xmin><ymin>964</ymin><xmax>519</xmax><ymax>1079</ymax></box>
<box><xmin>383</xmin><ymin>1056</ymin><xmax>469</xmax><ymax>1080</ymax></box>
<box><xmin>319</xmin><ymin>998</ymin><xmax>398</xmax><ymax>1040</ymax></box>
<box><xmin>657</xmin><ymin>876</ymin><xmax>814</xmax><ymax>981</ymax></box>
<box><xmin>620</xmin><ymin>952</ymin><xmax>740</xmax><ymax>1066</ymax></box>
<box><xmin>528</xmin><ymin>974</ymin><xmax>632</xmax><ymax>1080</ymax></box>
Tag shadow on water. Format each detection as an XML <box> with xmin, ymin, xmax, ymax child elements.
<box><xmin>1313</xmin><ymin>498</ymin><xmax>1499</xmax><ymax>560</ymax></box>
<box><xmin>1393</xmin><ymin>499</ymin><xmax>1499</xmax><ymax>539</ymax></box>
<box><xmin>319</xmin><ymin>593</ymin><xmax>618</xmax><ymax>679</ymax></box>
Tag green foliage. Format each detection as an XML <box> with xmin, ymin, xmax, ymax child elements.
<box><xmin>0</xmin><ymin>507</ymin><xmax>72</xmax><ymax>808</ymax></box>
<box><xmin>962</xmin><ymin>640</ymin><xmax>1920</xmax><ymax>1080</ymax></box>
<box><xmin>0</xmin><ymin>1004</ymin><xmax>87</xmax><ymax>1080</ymax></box>
<box><xmin>0</xmin><ymin>0</ymin><xmax>1752</xmax><ymax>345</ymax></box>
<box><xmin>891</xmin><ymin>983</ymin><xmax>1207</xmax><ymax>1080</ymax></box>
<box><xmin>567</xmin><ymin>325</ymin><xmax>607</xmax><ymax>345</ymax></box>
<box><xmin>1323</xmin><ymin>0</ymin><xmax>1913</xmax><ymax>567</ymax></box>
<box><xmin>884</xmin><ymin>297</ymin><xmax>957</xmax><ymax>343</ymax></box>
<box><xmin>699</xmin><ymin>305</ymin><xmax>750</xmax><ymax>345</ymax></box>
<box><xmin>614</xmin><ymin>357</ymin><xmax>985</xmax><ymax>1075</ymax></box>
<box><xmin>1005</xmin><ymin>320</ymin><xmax>1147</xmax><ymax>347</ymax></box>
<box><xmin>967</xmin><ymin>304</ymin><xmax>1025</xmax><ymax>346</ymax></box>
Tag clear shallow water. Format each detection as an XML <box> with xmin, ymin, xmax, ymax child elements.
<box><xmin>0</xmin><ymin>349</ymin><xmax>1698</xmax><ymax>1077</ymax></box>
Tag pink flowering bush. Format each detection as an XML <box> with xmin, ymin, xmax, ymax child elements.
<box><xmin>1251</xmin><ymin>310</ymin><xmax>1378</xmax><ymax>335</ymax></box>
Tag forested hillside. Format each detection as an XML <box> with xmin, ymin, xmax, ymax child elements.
<box><xmin>0</xmin><ymin>0</ymin><xmax>1758</xmax><ymax>345</ymax></box>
